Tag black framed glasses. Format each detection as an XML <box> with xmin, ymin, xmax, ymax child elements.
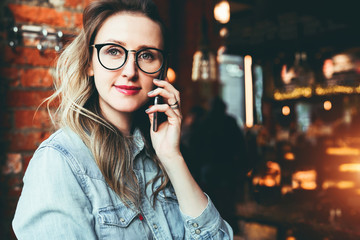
<box><xmin>91</xmin><ymin>43</ymin><xmax>165</xmax><ymax>74</ymax></box>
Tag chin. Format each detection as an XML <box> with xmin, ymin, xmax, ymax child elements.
<box><xmin>115</xmin><ymin>103</ymin><xmax>147</xmax><ymax>113</ymax></box>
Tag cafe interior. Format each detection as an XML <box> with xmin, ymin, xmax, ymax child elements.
<box><xmin>2</xmin><ymin>0</ymin><xmax>360</xmax><ymax>239</ymax></box>
<box><xmin>185</xmin><ymin>0</ymin><xmax>360</xmax><ymax>239</ymax></box>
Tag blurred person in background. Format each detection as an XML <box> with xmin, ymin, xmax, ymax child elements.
<box><xmin>181</xmin><ymin>105</ymin><xmax>207</xmax><ymax>183</ymax></box>
<box><xmin>183</xmin><ymin>96</ymin><xmax>249</xmax><ymax>234</ymax></box>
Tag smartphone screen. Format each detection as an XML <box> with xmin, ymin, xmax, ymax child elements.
<box><xmin>153</xmin><ymin>65</ymin><xmax>167</xmax><ymax>132</ymax></box>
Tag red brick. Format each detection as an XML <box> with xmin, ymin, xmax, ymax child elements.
<box><xmin>8</xmin><ymin>4</ymin><xmax>73</xmax><ymax>28</ymax></box>
<box><xmin>5</xmin><ymin>47</ymin><xmax>57</xmax><ymax>67</ymax></box>
<box><xmin>0</xmin><ymin>67</ymin><xmax>20</xmax><ymax>80</ymax></box>
<box><xmin>14</xmin><ymin>109</ymin><xmax>52</xmax><ymax>129</ymax></box>
<box><xmin>23</xmin><ymin>154</ymin><xmax>33</xmax><ymax>173</ymax></box>
<box><xmin>84</xmin><ymin>0</ymin><xmax>92</xmax><ymax>7</ymax></box>
<box><xmin>65</xmin><ymin>0</ymin><xmax>83</xmax><ymax>8</ymax></box>
<box><xmin>74</xmin><ymin>12</ymin><xmax>83</xmax><ymax>28</ymax></box>
<box><xmin>0</xmin><ymin>67</ymin><xmax>22</xmax><ymax>87</ymax></box>
<box><xmin>7</xmin><ymin>131</ymin><xmax>51</xmax><ymax>151</ymax></box>
<box><xmin>2</xmin><ymin>153</ymin><xmax>22</xmax><ymax>175</ymax></box>
<box><xmin>6</xmin><ymin>90</ymin><xmax>54</xmax><ymax>108</ymax></box>
<box><xmin>0</xmin><ymin>112</ymin><xmax>11</xmax><ymax>129</ymax></box>
<box><xmin>21</xmin><ymin>68</ymin><xmax>53</xmax><ymax>87</ymax></box>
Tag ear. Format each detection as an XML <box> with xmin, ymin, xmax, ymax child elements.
<box><xmin>87</xmin><ymin>62</ymin><xmax>94</xmax><ymax>77</ymax></box>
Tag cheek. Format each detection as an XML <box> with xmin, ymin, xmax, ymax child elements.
<box><xmin>141</xmin><ymin>76</ymin><xmax>155</xmax><ymax>91</ymax></box>
<box><xmin>92</xmin><ymin>63</ymin><xmax>113</xmax><ymax>84</ymax></box>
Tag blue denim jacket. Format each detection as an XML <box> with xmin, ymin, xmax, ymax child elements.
<box><xmin>13</xmin><ymin>128</ymin><xmax>233</xmax><ymax>239</ymax></box>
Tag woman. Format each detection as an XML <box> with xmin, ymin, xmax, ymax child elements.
<box><xmin>12</xmin><ymin>0</ymin><xmax>233</xmax><ymax>239</ymax></box>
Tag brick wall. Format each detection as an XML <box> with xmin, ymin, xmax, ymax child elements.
<box><xmin>0</xmin><ymin>0</ymin><xmax>218</xmax><ymax>239</ymax></box>
<box><xmin>0</xmin><ymin>0</ymin><xmax>88</xmax><ymax>238</ymax></box>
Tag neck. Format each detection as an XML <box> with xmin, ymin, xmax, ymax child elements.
<box><xmin>101</xmin><ymin>109</ymin><xmax>133</xmax><ymax>136</ymax></box>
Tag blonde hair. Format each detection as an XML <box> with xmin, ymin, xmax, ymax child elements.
<box><xmin>46</xmin><ymin>0</ymin><xmax>169</xmax><ymax>208</ymax></box>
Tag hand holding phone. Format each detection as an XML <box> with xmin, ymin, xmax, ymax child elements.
<box><xmin>153</xmin><ymin>66</ymin><xmax>167</xmax><ymax>132</ymax></box>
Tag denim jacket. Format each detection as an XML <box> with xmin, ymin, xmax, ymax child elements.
<box><xmin>13</xmin><ymin>128</ymin><xmax>233</xmax><ymax>239</ymax></box>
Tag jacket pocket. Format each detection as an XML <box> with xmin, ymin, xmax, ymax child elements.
<box><xmin>97</xmin><ymin>204</ymin><xmax>145</xmax><ymax>240</ymax></box>
<box><xmin>98</xmin><ymin>204</ymin><xmax>138</xmax><ymax>227</ymax></box>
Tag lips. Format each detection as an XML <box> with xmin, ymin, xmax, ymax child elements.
<box><xmin>114</xmin><ymin>85</ymin><xmax>142</xmax><ymax>95</ymax></box>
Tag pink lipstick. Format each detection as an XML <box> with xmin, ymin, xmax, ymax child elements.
<box><xmin>115</xmin><ymin>85</ymin><xmax>141</xmax><ymax>95</ymax></box>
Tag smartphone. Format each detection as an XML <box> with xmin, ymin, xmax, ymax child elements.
<box><xmin>153</xmin><ymin>65</ymin><xmax>168</xmax><ymax>132</ymax></box>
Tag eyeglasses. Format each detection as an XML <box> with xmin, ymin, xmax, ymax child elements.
<box><xmin>91</xmin><ymin>43</ymin><xmax>165</xmax><ymax>74</ymax></box>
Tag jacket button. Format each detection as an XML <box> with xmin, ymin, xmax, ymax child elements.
<box><xmin>195</xmin><ymin>229</ymin><xmax>201</xmax><ymax>234</ymax></box>
<box><xmin>120</xmin><ymin>218</ymin><xmax>125</xmax><ymax>223</ymax></box>
<box><xmin>192</xmin><ymin>223</ymin><xmax>199</xmax><ymax>228</ymax></box>
<box><xmin>153</xmin><ymin>224</ymin><xmax>158</xmax><ymax>229</ymax></box>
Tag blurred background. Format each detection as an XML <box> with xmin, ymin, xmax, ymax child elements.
<box><xmin>1</xmin><ymin>0</ymin><xmax>360</xmax><ymax>239</ymax></box>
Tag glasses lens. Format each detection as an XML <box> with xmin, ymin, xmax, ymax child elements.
<box><xmin>137</xmin><ymin>48</ymin><xmax>164</xmax><ymax>73</ymax></box>
<box><xmin>98</xmin><ymin>44</ymin><xmax>126</xmax><ymax>70</ymax></box>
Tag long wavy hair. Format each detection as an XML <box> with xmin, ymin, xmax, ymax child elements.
<box><xmin>46</xmin><ymin>0</ymin><xmax>169</xmax><ymax>209</ymax></box>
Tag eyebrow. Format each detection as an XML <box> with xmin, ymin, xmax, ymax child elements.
<box><xmin>103</xmin><ymin>39</ymin><xmax>160</xmax><ymax>50</ymax></box>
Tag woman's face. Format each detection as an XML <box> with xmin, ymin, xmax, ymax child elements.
<box><xmin>88</xmin><ymin>12</ymin><xmax>163</xmax><ymax>119</ymax></box>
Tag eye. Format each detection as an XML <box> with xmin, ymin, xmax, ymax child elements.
<box><xmin>102</xmin><ymin>45</ymin><xmax>125</xmax><ymax>57</ymax></box>
<box><xmin>138</xmin><ymin>51</ymin><xmax>155</xmax><ymax>61</ymax></box>
<box><xmin>106</xmin><ymin>47</ymin><xmax>121</xmax><ymax>56</ymax></box>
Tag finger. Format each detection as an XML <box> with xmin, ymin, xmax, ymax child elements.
<box><xmin>148</xmin><ymin>88</ymin><xmax>176</xmax><ymax>103</ymax></box>
<box><xmin>152</xmin><ymin>80</ymin><xmax>181</xmax><ymax>114</ymax></box>
<box><xmin>169</xmin><ymin>101</ymin><xmax>182</xmax><ymax>117</ymax></box>
<box><xmin>145</xmin><ymin>104</ymin><xmax>181</xmax><ymax>120</ymax></box>
<box><xmin>153</xmin><ymin>79</ymin><xmax>180</xmax><ymax>103</ymax></box>
<box><xmin>148</xmin><ymin>88</ymin><xmax>180</xmax><ymax>113</ymax></box>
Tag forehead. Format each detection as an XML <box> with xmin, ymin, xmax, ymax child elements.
<box><xmin>94</xmin><ymin>12</ymin><xmax>163</xmax><ymax>48</ymax></box>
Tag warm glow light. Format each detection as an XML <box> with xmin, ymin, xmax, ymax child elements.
<box><xmin>326</xmin><ymin>147</ymin><xmax>360</xmax><ymax>156</ymax></box>
<box><xmin>281</xmin><ymin>185</ymin><xmax>293</xmax><ymax>195</ymax></box>
<box><xmin>282</xmin><ymin>106</ymin><xmax>290</xmax><ymax>116</ymax></box>
<box><xmin>292</xmin><ymin>170</ymin><xmax>317</xmax><ymax>190</ymax></box>
<box><xmin>337</xmin><ymin>181</ymin><xmax>355</xmax><ymax>189</ymax></box>
<box><xmin>274</xmin><ymin>87</ymin><xmax>312</xmax><ymax>100</ymax></box>
<box><xmin>217</xmin><ymin>46</ymin><xmax>226</xmax><ymax>61</ymax></box>
<box><xmin>252</xmin><ymin>161</ymin><xmax>281</xmax><ymax>187</ymax></box>
<box><xmin>315</xmin><ymin>85</ymin><xmax>360</xmax><ymax>95</ymax></box>
<box><xmin>323</xmin><ymin>100</ymin><xmax>332</xmax><ymax>111</ymax></box>
<box><xmin>214</xmin><ymin>1</ymin><xmax>230</xmax><ymax>24</ymax></box>
<box><xmin>167</xmin><ymin>67</ymin><xmax>176</xmax><ymax>83</ymax></box>
<box><xmin>244</xmin><ymin>55</ymin><xmax>253</xmax><ymax>128</ymax></box>
<box><xmin>281</xmin><ymin>64</ymin><xmax>295</xmax><ymax>84</ymax></box>
<box><xmin>332</xmin><ymin>54</ymin><xmax>353</xmax><ymax>73</ymax></box>
<box><xmin>263</xmin><ymin>177</ymin><xmax>276</xmax><ymax>187</ymax></box>
<box><xmin>339</xmin><ymin>163</ymin><xmax>360</xmax><ymax>172</ymax></box>
<box><xmin>284</xmin><ymin>152</ymin><xmax>295</xmax><ymax>160</ymax></box>
<box><xmin>219</xmin><ymin>27</ymin><xmax>228</xmax><ymax>38</ymax></box>
<box><xmin>286</xmin><ymin>237</ymin><xmax>296</xmax><ymax>240</ymax></box>
<box><xmin>192</xmin><ymin>51</ymin><xmax>217</xmax><ymax>81</ymax></box>
<box><xmin>323</xmin><ymin>59</ymin><xmax>334</xmax><ymax>79</ymax></box>
<box><xmin>322</xmin><ymin>181</ymin><xmax>335</xmax><ymax>189</ymax></box>
<box><xmin>323</xmin><ymin>180</ymin><xmax>355</xmax><ymax>189</ymax></box>
<box><xmin>301</xmin><ymin>182</ymin><xmax>317</xmax><ymax>190</ymax></box>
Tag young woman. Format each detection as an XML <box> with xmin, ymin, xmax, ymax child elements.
<box><xmin>12</xmin><ymin>0</ymin><xmax>233</xmax><ymax>239</ymax></box>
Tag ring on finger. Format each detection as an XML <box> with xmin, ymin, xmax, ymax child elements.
<box><xmin>170</xmin><ymin>104</ymin><xmax>180</xmax><ymax>109</ymax></box>
<box><xmin>169</xmin><ymin>100</ymin><xmax>180</xmax><ymax>109</ymax></box>
<box><xmin>169</xmin><ymin>100</ymin><xmax>178</xmax><ymax>106</ymax></box>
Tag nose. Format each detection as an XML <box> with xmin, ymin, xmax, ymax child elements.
<box><xmin>121</xmin><ymin>51</ymin><xmax>138</xmax><ymax>80</ymax></box>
